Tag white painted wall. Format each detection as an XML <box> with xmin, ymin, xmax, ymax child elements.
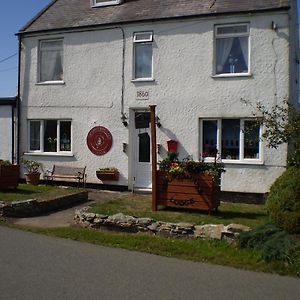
<box><xmin>0</xmin><ymin>106</ymin><xmax>13</xmax><ymax>162</ymax></box>
<box><xmin>19</xmin><ymin>11</ymin><xmax>291</xmax><ymax>193</ymax></box>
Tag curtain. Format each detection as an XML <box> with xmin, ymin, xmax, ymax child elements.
<box><xmin>41</xmin><ymin>50</ymin><xmax>63</xmax><ymax>81</ymax></box>
<box><xmin>216</xmin><ymin>38</ymin><xmax>234</xmax><ymax>73</ymax></box>
<box><xmin>239</xmin><ymin>37</ymin><xmax>248</xmax><ymax>71</ymax></box>
<box><xmin>135</xmin><ymin>44</ymin><xmax>152</xmax><ymax>78</ymax></box>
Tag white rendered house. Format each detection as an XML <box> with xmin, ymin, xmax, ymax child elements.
<box><xmin>17</xmin><ymin>0</ymin><xmax>299</xmax><ymax>194</ymax></box>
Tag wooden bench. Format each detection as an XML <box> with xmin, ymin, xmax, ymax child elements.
<box><xmin>45</xmin><ymin>165</ymin><xmax>87</xmax><ymax>188</ymax></box>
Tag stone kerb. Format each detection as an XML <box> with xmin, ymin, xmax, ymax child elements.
<box><xmin>0</xmin><ymin>191</ymin><xmax>88</xmax><ymax>218</ymax></box>
<box><xmin>74</xmin><ymin>209</ymin><xmax>251</xmax><ymax>241</ymax></box>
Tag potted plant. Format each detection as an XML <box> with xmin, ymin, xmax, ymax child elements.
<box><xmin>21</xmin><ymin>158</ymin><xmax>42</xmax><ymax>185</ymax></box>
<box><xmin>0</xmin><ymin>159</ymin><xmax>20</xmax><ymax>189</ymax></box>
<box><xmin>156</xmin><ymin>153</ymin><xmax>225</xmax><ymax>212</ymax></box>
<box><xmin>96</xmin><ymin>167</ymin><xmax>119</xmax><ymax>181</ymax></box>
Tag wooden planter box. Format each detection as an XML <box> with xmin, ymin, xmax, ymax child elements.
<box><xmin>156</xmin><ymin>171</ymin><xmax>220</xmax><ymax>213</ymax></box>
<box><xmin>96</xmin><ymin>170</ymin><xmax>119</xmax><ymax>181</ymax></box>
<box><xmin>0</xmin><ymin>165</ymin><xmax>20</xmax><ymax>189</ymax></box>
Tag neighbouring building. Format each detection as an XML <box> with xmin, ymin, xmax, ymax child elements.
<box><xmin>17</xmin><ymin>0</ymin><xmax>299</xmax><ymax>194</ymax></box>
<box><xmin>0</xmin><ymin>97</ymin><xmax>16</xmax><ymax>162</ymax></box>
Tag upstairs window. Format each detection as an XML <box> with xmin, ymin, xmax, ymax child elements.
<box><xmin>215</xmin><ymin>24</ymin><xmax>249</xmax><ymax>75</ymax></box>
<box><xmin>39</xmin><ymin>39</ymin><xmax>63</xmax><ymax>82</ymax></box>
<box><xmin>92</xmin><ymin>0</ymin><xmax>122</xmax><ymax>7</ymax></box>
<box><xmin>133</xmin><ymin>32</ymin><xmax>153</xmax><ymax>80</ymax></box>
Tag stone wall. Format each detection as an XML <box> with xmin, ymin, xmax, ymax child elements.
<box><xmin>0</xmin><ymin>191</ymin><xmax>88</xmax><ymax>217</ymax></box>
<box><xmin>74</xmin><ymin>209</ymin><xmax>250</xmax><ymax>242</ymax></box>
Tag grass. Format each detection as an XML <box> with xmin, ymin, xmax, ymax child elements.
<box><xmin>0</xmin><ymin>184</ymin><xmax>80</xmax><ymax>202</ymax></box>
<box><xmin>90</xmin><ymin>194</ymin><xmax>268</xmax><ymax>228</ymax></box>
<box><xmin>1</xmin><ymin>191</ymin><xmax>297</xmax><ymax>276</ymax></box>
<box><xmin>3</xmin><ymin>223</ymin><xmax>297</xmax><ymax>277</ymax></box>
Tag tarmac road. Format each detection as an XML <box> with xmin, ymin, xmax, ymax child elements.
<box><xmin>0</xmin><ymin>226</ymin><xmax>299</xmax><ymax>300</ymax></box>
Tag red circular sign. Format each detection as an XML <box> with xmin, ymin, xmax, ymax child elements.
<box><xmin>87</xmin><ymin>126</ymin><xmax>113</xmax><ymax>156</ymax></box>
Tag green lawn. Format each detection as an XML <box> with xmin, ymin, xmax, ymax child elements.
<box><xmin>0</xmin><ymin>184</ymin><xmax>80</xmax><ymax>202</ymax></box>
<box><xmin>8</xmin><ymin>225</ymin><xmax>297</xmax><ymax>277</ymax></box>
<box><xmin>90</xmin><ymin>194</ymin><xmax>268</xmax><ymax>228</ymax></box>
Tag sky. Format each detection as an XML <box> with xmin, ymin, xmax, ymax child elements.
<box><xmin>0</xmin><ymin>0</ymin><xmax>299</xmax><ymax>97</ymax></box>
<box><xmin>0</xmin><ymin>0</ymin><xmax>50</xmax><ymax>97</ymax></box>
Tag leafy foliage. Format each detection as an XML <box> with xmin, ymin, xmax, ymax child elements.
<box><xmin>0</xmin><ymin>159</ymin><xmax>12</xmax><ymax>166</ymax></box>
<box><xmin>266</xmin><ymin>167</ymin><xmax>300</xmax><ymax>233</ymax></box>
<box><xmin>238</xmin><ymin>223</ymin><xmax>300</xmax><ymax>264</ymax></box>
<box><xmin>158</xmin><ymin>152</ymin><xmax>225</xmax><ymax>180</ymax></box>
<box><xmin>21</xmin><ymin>158</ymin><xmax>42</xmax><ymax>174</ymax></box>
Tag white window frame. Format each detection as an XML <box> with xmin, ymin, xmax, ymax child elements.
<box><xmin>214</xmin><ymin>23</ymin><xmax>250</xmax><ymax>77</ymax></box>
<box><xmin>132</xmin><ymin>31</ymin><xmax>154</xmax><ymax>81</ymax></box>
<box><xmin>38</xmin><ymin>39</ymin><xmax>64</xmax><ymax>84</ymax></box>
<box><xmin>92</xmin><ymin>0</ymin><xmax>122</xmax><ymax>8</ymax></box>
<box><xmin>27</xmin><ymin>120</ymin><xmax>73</xmax><ymax>156</ymax></box>
<box><xmin>200</xmin><ymin>118</ymin><xmax>263</xmax><ymax>164</ymax></box>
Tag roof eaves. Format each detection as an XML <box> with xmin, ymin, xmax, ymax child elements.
<box><xmin>17</xmin><ymin>6</ymin><xmax>290</xmax><ymax>36</ymax></box>
<box><xmin>0</xmin><ymin>97</ymin><xmax>17</xmax><ymax>106</ymax></box>
<box><xmin>19</xmin><ymin>0</ymin><xmax>59</xmax><ymax>33</ymax></box>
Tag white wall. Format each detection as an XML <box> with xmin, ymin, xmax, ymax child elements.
<box><xmin>0</xmin><ymin>106</ymin><xmax>13</xmax><ymax>162</ymax></box>
<box><xmin>20</xmin><ymin>11</ymin><xmax>290</xmax><ymax>193</ymax></box>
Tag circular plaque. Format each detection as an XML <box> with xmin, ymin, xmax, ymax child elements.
<box><xmin>87</xmin><ymin>126</ymin><xmax>113</xmax><ymax>156</ymax></box>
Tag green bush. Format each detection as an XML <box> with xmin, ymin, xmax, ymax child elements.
<box><xmin>0</xmin><ymin>159</ymin><xmax>11</xmax><ymax>166</ymax></box>
<box><xmin>238</xmin><ymin>223</ymin><xmax>299</xmax><ymax>264</ymax></box>
<box><xmin>266</xmin><ymin>167</ymin><xmax>300</xmax><ymax>233</ymax></box>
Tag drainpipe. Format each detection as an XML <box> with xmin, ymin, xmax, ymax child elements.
<box><xmin>16</xmin><ymin>35</ymin><xmax>22</xmax><ymax>165</ymax></box>
<box><xmin>116</xmin><ymin>26</ymin><xmax>126</xmax><ymax>123</ymax></box>
<box><xmin>11</xmin><ymin>103</ymin><xmax>15</xmax><ymax>163</ymax></box>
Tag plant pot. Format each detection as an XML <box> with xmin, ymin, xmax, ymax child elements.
<box><xmin>96</xmin><ymin>170</ymin><xmax>119</xmax><ymax>181</ymax></box>
<box><xmin>0</xmin><ymin>165</ymin><xmax>20</xmax><ymax>189</ymax></box>
<box><xmin>25</xmin><ymin>172</ymin><xmax>41</xmax><ymax>185</ymax></box>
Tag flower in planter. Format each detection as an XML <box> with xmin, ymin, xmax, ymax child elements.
<box><xmin>159</xmin><ymin>152</ymin><xmax>225</xmax><ymax>181</ymax></box>
<box><xmin>98</xmin><ymin>167</ymin><xmax>119</xmax><ymax>172</ymax></box>
<box><xmin>0</xmin><ymin>159</ymin><xmax>12</xmax><ymax>166</ymax></box>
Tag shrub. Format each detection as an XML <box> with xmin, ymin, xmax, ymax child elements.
<box><xmin>266</xmin><ymin>167</ymin><xmax>300</xmax><ymax>233</ymax></box>
<box><xmin>238</xmin><ymin>223</ymin><xmax>300</xmax><ymax>264</ymax></box>
<box><xmin>0</xmin><ymin>159</ymin><xmax>12</xmax><ymax>166</ymax></box>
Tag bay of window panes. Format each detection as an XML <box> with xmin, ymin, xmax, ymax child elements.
<box><xmin>60</xmin><ymin>121</ymin><xmax>71</xmax><ymax>151</ymax></box>
<box><xmin>39</xmin><ymin>40</ymin><xmax>63</xmax><ymax>82</ymax></box>
<box><xmin>135</xmin><ymin>43</ymin><xmax>152</xmax><ymax>79</ymax></box>
<box><xmin>202</xmin><ymin>120</ymin><xmax>218</xmax><ymax>157</ymax></box>
<box><xmin>215</xmin><ymin>24</ymin><xmax>249</xmax><ymax>75</ymax></box>
<box><xmin>44</xmin><ymin>120</ymin><xmax>57</xmax><ymax>152</ymax></box>
<box><xmin>30</xmin><ymin>121</ymin><xmax>41</xmax><ymax>151</ymax></box>
<box><xmin>221</xmin><ymin>119</ymin><xmax>240</xmax><ymax>160</ymax></box>
<box><xmin>244</xmin><ymin>121</ymin><xmax>260</xmax><ymax>159</ymax></box>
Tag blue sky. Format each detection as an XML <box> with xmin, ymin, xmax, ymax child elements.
<box><xmin>0</xmin><ymin>0</ymin><xmax>50</xmax><ymax>97</ymax></box>
<box><xmin>0</xmin><ymin>0</ymin><xmax>299</xmax><ymax>97</ymax></box>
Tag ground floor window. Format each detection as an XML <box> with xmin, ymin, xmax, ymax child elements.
<box><xmin>200</xmin><ymin>118</ymin><xmax>262</xmax><ymax>162</ymax></box>
<box><xmin>28</xmin><ymin>120</ymin><xmax>72</xmax><ymax>153</ymax></box>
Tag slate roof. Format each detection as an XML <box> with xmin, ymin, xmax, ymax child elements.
<box><xmin>20</xmin><ymin>0</ymin><xmax>290</xmax><ymax>34</ymax></box>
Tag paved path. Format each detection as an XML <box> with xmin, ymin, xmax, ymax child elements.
<box><xmin>0</xmin><ymin>226</ymin><xmax>299</xmax><ymax>300</ymax></box>
<box><xmin>12</xmin><ymin>190</ymin><xmax>125</xmax><ymax>228</ymax></box>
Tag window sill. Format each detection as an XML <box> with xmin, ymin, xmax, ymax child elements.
<box><xmin>24</xmin><ymin>152</ymin><xmax>74</xmax><ymax>157</ymax></box>
<box><xmin>204</xmin><ymin>158</ymin><xmax>263</xmax><ymax>165</ymax></box>
<box><xmin>223</xmin><ymin>159</ymin><xmax>264</xmax><ymax>165</ymax></box>
<box><xmin>212</xmin><ymin>73</ymin><xmax>252</xmax><ymax>79</ymax></box>
<box><xmin>131</xmin><ymin>78</ymin><xmax>155</xmax><ymax>83</ymax></box>
<box><xmin>36</xmin><ymin>81</ymin><xmax>65</xmax><ymax>85</ymax></box>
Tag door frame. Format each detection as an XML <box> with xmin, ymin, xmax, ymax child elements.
<box><xmin>128</xmin><ymin>107</ymin><xmax>151</xmax><ymax>191</ymax></box>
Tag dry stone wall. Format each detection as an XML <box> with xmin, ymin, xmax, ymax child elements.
<box><xmin>74</xmin><ymin>209</ymin><xmax>251</xmax><ymax>242</ymax></box>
